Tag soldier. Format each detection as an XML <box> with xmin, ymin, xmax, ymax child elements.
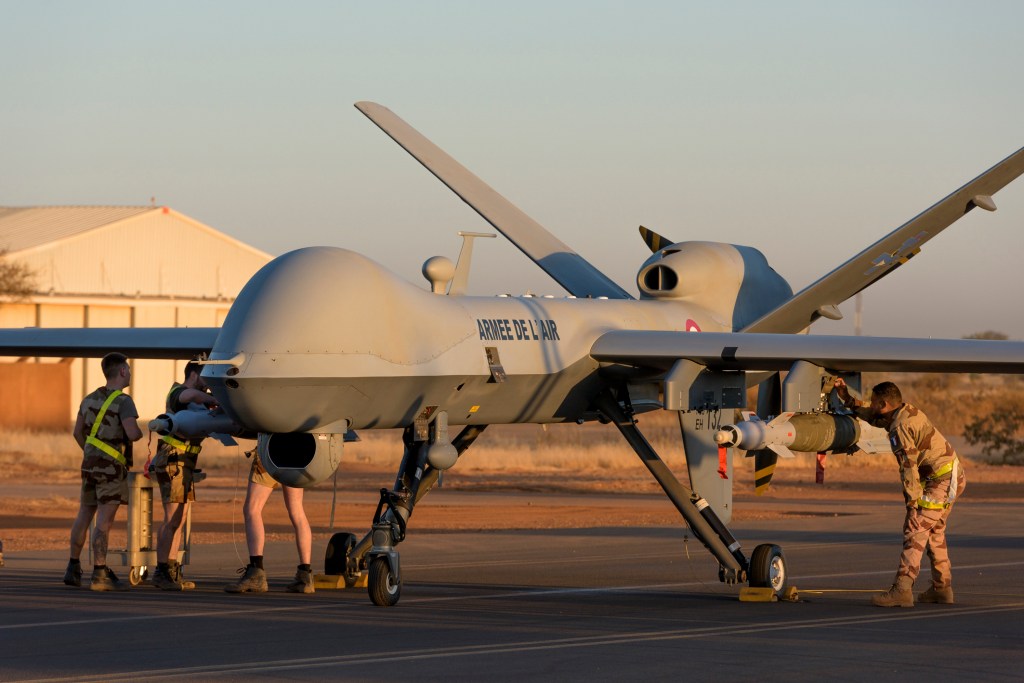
<box><xmin>835</xmin><ymin>379</ymin><xmax>967</xmax><ymax>607</ymax></box>
<box><xmin>223</xmin><ymin>449</ymin><xmax>314</xmax><ymax>594</ymax></box>
<box><xmin>65</xmin><ymin>352</ymin><xmax>143</xmax><ymax>591</ymax></box>
<box><xmin>149</xmin><ymin>360</ymin><xmax>218</xmax><ymax>591</ymax></box>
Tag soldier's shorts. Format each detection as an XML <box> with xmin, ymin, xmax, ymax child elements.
<box><xmin>249</xmin><ymin>452</ymin><xmax>280</xmax><ymax>490</ymax></box>
<box><xmin>81</xmin><ymin>455</ymin><xmax>128</xmax><ymax>506</ymax></box>
<box><xmin>153</xmin><ymin>460</ymin><xmax>196</xmax><ymax>504</ymax></box>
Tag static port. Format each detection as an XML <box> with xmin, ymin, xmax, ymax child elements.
<box><xmin>226</xmin><ymin>379</ymin><xmax>239</xmax><ymax>389</ymax></box>
<box><xmin>226</xmin><ymin>367</ymin><xmax>239</xmax><ymax>376</ymax></box>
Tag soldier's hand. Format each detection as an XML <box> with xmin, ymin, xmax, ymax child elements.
<box><xmin>833</xmin><ymin>377</ymin><xmax>851</xmax><ymax>401</ymax></box>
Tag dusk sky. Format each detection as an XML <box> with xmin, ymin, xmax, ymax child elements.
<box><xmin>3</xmin><ymin>1</ymin><xmax>1023</xmax><ymax>338</ymax></box>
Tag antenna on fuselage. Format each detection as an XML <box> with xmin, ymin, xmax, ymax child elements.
<box><xmin>449</xmin><ymin>231</ymin><xmax>496</xmax><ymax>296</ymax></box>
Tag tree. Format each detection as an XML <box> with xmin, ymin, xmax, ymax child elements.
<box><xmin>963</xmin><ymin>331</ymin><xmax>1009</xmax><ymax>340</ymax></box>
<box><xmin>962</xmin><ymin>402</ymin><xmax>1024</xmax><ymax>465</ymax></box>
<box><xmin>0</xmin><ymin>249</ymin><xmax>36</xmax><ymax>301</ymax></box>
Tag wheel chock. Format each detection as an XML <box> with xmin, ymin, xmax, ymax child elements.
<box><xmin>739</xmin><ymin>587</ymin><xmax>777</xmax><ymax>602</ymax></box>
<box><xmin>313</xmin><ymin>573</ymin><xmax>368</xmax><ymax>589</ymax></box>
<box><xmin>780</xmin><ymin>586</ymin><xmax>800</xmax><ymax>602</ymax></box>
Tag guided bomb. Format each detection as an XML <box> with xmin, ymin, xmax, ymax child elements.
<box><xmin>715</xmin><ymin>412</ymin><xmax>861</xmax><ymax>457</ymax></box>
<box><xmin>148</xmin><ymin>406</ymin><xmax>246</xmax><ymax>441</ymax></box>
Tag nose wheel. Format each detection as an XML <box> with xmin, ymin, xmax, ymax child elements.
<box><xmin>368</xmin><ymin>556</ymin><xmax>401</xmax><ymax>606</ymax></box>
<box><xmin>748</xmin><ymin>543</ymin><xmax>787</xmax><ymax>593</ymax></box>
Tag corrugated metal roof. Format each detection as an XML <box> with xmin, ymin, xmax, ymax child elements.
<box><xmin>0</xmin><ymin>206</ymin><xmax>155</xmax><ymax>253</ymax></box>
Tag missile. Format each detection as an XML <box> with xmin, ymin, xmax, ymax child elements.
<box><xmin>149</xmin><ymin>405</ymin><xmax>248</xmax><ymax>445</ymax></box>
<box><xmin>715</xmin><ymin>411</ymin><xmax>860</xmax><ymax>459</ymax></box>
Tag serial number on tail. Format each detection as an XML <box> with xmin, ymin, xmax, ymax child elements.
<box><xmin>477</xmin><ymin>318</ymin><xmax>560</xmax><ymax>342</ymax></box>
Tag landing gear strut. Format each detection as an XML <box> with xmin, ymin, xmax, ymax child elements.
<box><xmin>595</xmin><ymin>390</ymin><xmax>786</xmax><ymax>595</ymax></box>
<box><xmin>327</xmin><ymin>419</ymin><xmax>487</xmax><ymax>606</ymax></box>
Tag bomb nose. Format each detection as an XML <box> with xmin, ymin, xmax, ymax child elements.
<box><xmin>715</xmin><ymin>425</ymin><xmax>740</xmax><ymax>447</ymax></box>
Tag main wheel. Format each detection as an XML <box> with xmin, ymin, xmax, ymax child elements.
<box><xmin>325</xmin><ymin>532</ymin><xmax>357</xmax><ymax>572</ymax></box>
<box><xmin>748</xmin><ymin>544</ymin><xmax>787</xmax><ymax>593</ymax></box>
<box><xmin>368</xmin><ymin>557</ymin><xmax>401</xmax><ymax>607</ymax></box>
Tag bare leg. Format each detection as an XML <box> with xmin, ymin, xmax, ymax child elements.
<box><xmin>92</xmin><ymin>502</ymin><xmax>121</xmax><ymax>567</ymax></box>
<box><xmin>156</xmin><ymin>501</ymin><xmax>185</xmax><ymax>564</ymax></box>
<box><xmin>242</xmin><ymin>481</ymin><xmax>274</xmax><ymax>557</ymax></box>
<box><xmin>282</xmin><ymin>486</ymin><xmax>312</xmax><ymax>565</ymax></box>
<box><xmin>168</xmin><ymin>501</ymin><xmax>191</xmax><ymax>562</ymax></box>
<box><xmin>69</xmin><ymin>504</ymin><xmax>98</xmax><ymax>560</ymax></box>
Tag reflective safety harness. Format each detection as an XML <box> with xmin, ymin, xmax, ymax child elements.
<box><xmin>918</xmin><ymin>457</ymin><xmax>960</xmax><ymax>510</ymax></box>
<box><xmin>159</xmin><ymin>384</ymin><xmax>201</xmax><ymax>460</ymax></box>
<box><xmin>160</xmin><ymin>434</ymin><xmax>201</xmax><ymax>456</ymax></box>
<box><xmin>85</xmin><ymin>389</ymin><xmax>127</xmax><ymax>466</ymax></box>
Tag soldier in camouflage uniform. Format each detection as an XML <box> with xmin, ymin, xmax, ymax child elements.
<box><xmin>836</xmin><ymin>379</ymin><xmax>967</xmax><ymax>607</ymax></box>
<box><xmin>65</xmin><ymin>352</ymin><xmax>143</xmax><ymax>591</ymax></box>
<box><xmin>149</xmin><ymin>360</ymin><xmax>219</xmax><ymax>591</ymax></box>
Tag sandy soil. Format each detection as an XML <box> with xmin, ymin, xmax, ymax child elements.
<box><xmin>2</xmin><ymin>458</ymin><xmax>1022</xmax><ymax>555</ymax></box>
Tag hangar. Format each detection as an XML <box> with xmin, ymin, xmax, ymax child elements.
<box><xmin>0</xmin><ymin>205</ymin><xmax>271</xmax><ymax>429</ymax></box>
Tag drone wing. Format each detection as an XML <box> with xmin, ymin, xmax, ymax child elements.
<box><xmin>742</xmin><ymin>145</ymin><xmax>1024</xmax><ymax>333</ymax></box>
<box><xmin>0</xmin><ymin>327</ymin><xmax>219</xmax><ymax>359</ymax></box>
<box><xmin>355</xmin><ymin>102</ymin><xmax>632</xmax><ymax>300</ymax></box>
<box><xmin>591</xmin><ymin>330</ymin><xmax>1024</xmax><ymax>374</ymax></box>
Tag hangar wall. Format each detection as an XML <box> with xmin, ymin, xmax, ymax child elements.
<box><xmin>0</xmin><ymin>206</ymin><xmax>270</xmax><ymax>429</ymax></box>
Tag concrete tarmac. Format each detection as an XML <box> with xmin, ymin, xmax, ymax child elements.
<box><xmin>1</xmin><ymin>494</ymin><xmax>1022</xmax><ymax>682</ymax></box>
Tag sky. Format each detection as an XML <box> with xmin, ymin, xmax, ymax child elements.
<box><xmin>2</xmin><ymin>1</ymin><xmax>1023</xmax><ymax>339</ymax></box>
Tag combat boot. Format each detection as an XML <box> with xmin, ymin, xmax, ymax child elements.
<box><xmin>286</xmin><ymin>566</ymin><xmax>315</xmax><ymax>594</ymax></box>
<box><xmin>224</xmin><ymin>564</ymin><xmax>268</xmax><ymax>593</ymax></box>
<box><xmin>151</xmin><ymin>564</ymin><xmax>183</xmax><ymax>591</ymax></box>
<box><xmin>63</xmin><ymin>560</ymin><xmax>83</xmax><ymax>587</ymax></box>
<box><xmin>872</xmin><ymin>576</ymin><xmax>914</xmax><ymax>608</ymax></box>
<box><xmin>91</xmin><ymin>566</ymin><xmax>130</xmax><ymax>592</ymax></box>
<box><xmin>168</xmin><ymin>559</ymin><xmax>195</xmax><ymax>590</ymax></box>
<box><xmin>918</xmin><ymin>585</ymin><xmax>955</xmax><ymax>604</ymax></box>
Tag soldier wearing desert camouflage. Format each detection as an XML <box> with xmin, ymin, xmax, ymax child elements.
<box><xmin>64</xmin><ymin>352</ymin><xmax>143</xmax><ymax>591</ymax></box>
<box><xmin>835</xmin><ymin>379</ymin><xmax>967</xmax><ymax>607</ymax></box>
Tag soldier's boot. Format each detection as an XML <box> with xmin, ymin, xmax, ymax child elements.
<box><xmin>871</xmin><ymin>576</ymin><xmax>914</xmax><ymax>608</ymax></box>
<box><xmin>90</xmin><ymin>566</ymin><xmax>131</xmax><ymax>592</ymax></box>
<box><xmin>918</xmin><ymin>585</ymin><xmax>955</xmax><ymax>604</ymax></box>
<box><xmin>151</xmin><ymin>564</ymin><xmax>183</xmax><ymax>591</ymax></box>
<box><xmin>224</xmin><ymin>564</ymin><xmax>268</xmax><ymax>594</ymax></box>
<box><xmin>285</xmin><ymin>566</ymin><xmax>315</xmax><ymax>594</ymax></box>
<box><xmin>63</xmin><ymin>560</ymin><xmax>83</xmax><ymax>587</ymax></box>
<box><xmin>168</xmin><ymin>559</ymin><xmax>195</xmax><ymax>590</ymax></box>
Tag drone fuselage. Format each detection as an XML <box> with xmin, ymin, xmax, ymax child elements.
<box><xmin>202</xmin><ymin>246</ymin><xmax>727</xmax><ymax>433</ymax></box>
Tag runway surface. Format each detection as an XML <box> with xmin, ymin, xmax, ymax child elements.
<box><xmin>2</xmin><ymin>493</ymin><xmax>1022</xmax><ymax>682</ymax></box>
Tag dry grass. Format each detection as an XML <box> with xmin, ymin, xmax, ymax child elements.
<box><xmin>0</xmin><ymin>411</ymin><xmax>902</xmax><ymax>481</ymax></box>
<box><xmin>3</xmin><ymin>377</ymin><xmax>1019</xmax><ymax>480</ymax></box>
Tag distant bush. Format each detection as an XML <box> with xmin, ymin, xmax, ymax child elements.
<box><xmin>963</xmin><ymin>331</ymin><xmax>1009</xmax><ymax>340</ymax></box>
<box><xmin>963</xmin><ymin>401</ymin><xmax>1024</xmax><ymax>465</ymax></box>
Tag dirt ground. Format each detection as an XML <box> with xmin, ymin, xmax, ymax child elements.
<box><xmin>2</xmin><ymin>457</ymin><xmax>1023</xmax><ymax>555</ymax></box>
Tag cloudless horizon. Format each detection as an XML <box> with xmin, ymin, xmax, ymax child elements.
<box><xmin>3</xmin><ymin>1</ymin><xmax>1023</xmax><ymax>338</ymax></box>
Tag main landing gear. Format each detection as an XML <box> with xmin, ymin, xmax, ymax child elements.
<box><xmin>325</xmin><ymin>418</ymin><xmax>488</xmax><ymax>606</ymax></box>
<box><xmin>330</xmin><ymin>389</ymin><xmax>787</xmax><ymax>605</ymax></box>
<box><xmin>593</xmin><ymin>390</ymin><xmax>788</xmax><ymax>597</ymax></box>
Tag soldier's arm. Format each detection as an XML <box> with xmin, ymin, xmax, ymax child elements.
<box><xmin>72</xmin><ymin>413</ymin><xmax>86</xmax><ymax>449</ymax></box>
<box><xmin>119</xmin><ymin>396</ymin><xmax>143</xmax><ymax>442</ymax></box>
<box><xmin>176</xmin><ymin>388</ymin><xmax>218</xmax><ymax>409</ymax></box>
<box><xmin>122</xmin><ymin>416</ymin><xmax>143</xmax><ymax>442</ymax></box>
<box><xmin>834</xmin><ymin>379</ymin><xmax>872</xmax><ymax>419</ymax></box>
<box><xmin>893</xmin><ymin>422</ymin><xmax>924</xmax><ymax>505</ymax></box>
